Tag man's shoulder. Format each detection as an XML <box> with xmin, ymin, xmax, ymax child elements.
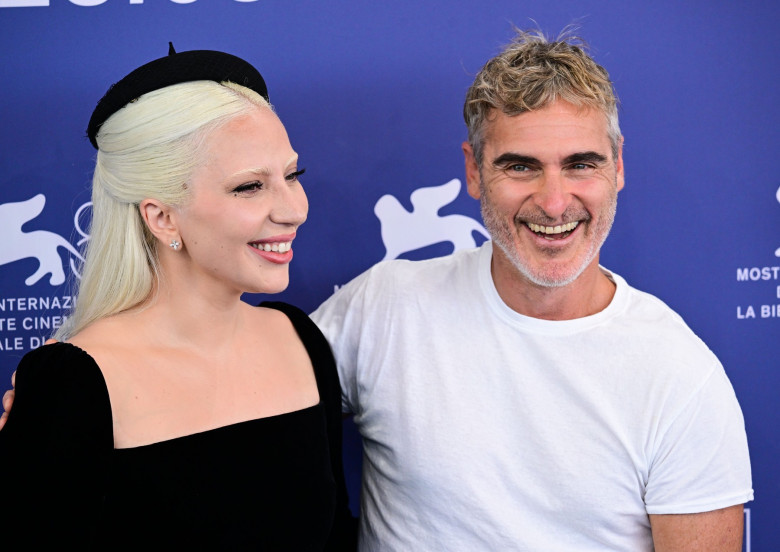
<box><xmin>611</xmin><ymin>272</ymin><xmax>720</xmax><ymax>366</ymax></box>
<box><xmin>344</xmin><ymin>246</ymin><xmax>483</xmax><ymax>293</ymax></box>
<box><xmin>313</xmin><ymin>246</ymin><xmax>484</xmax><ymax>326</ymax></box>
<box><xmin>615</xmin><ymin>275</ymin><xmax>692</xmax><ymax>328</ymax></box>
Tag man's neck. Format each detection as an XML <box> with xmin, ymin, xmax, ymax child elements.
<box><xmin>490</xmin><ymin>256</ymin><xmax>617</xmax><ymax>321</ymax></box>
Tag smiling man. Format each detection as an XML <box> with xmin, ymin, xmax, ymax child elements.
<box><xmin>468</xmin><ymin>102</ymin><xmax>623</xmax><ymax>319</ymax></box>
<box><xmin>312</xmin><ymin>29</ymin><xmax>753</xmax><ymax>550</ymax></box>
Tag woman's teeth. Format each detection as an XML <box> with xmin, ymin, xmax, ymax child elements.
<box><xmin>250</xmin><ymin>241</ymin><xmax>292</xmax><ymax>252</ymax></box>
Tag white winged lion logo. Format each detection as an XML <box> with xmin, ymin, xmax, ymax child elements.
<box><xmin>0</xmin><ymin>194</ymin><xmax>84</xmax><ymax>286</ymax></box>
<box><xmin>374</xmin><ymin>178</ymin><xmax>489</xmax><ymax>261</ymax></box>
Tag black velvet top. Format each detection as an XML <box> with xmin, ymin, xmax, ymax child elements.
<box><xmin>0</xmin><ymin>302</ymin><xmax>356</xmax><ymax>550</ymax></box>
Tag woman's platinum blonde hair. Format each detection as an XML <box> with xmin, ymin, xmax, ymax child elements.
<box><xmin>55</xmin><ymin>81</ymin><xmax>271</xmax><ymax>340</ymax></box>
<box><xmin>464</xmin><ymin>27</ymin><xmax>621</xmax><ymax>166</ymax></box>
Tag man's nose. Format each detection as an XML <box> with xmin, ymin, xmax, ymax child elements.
<box><xmin>533</xmin><ymin>172</ymin><xmax>570</xmax><ymax>219</ymax></box>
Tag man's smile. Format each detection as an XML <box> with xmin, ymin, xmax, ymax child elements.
<box><xmin>524</xmin><ymin>221</ymin><xmax>580</xmax><ymax>240</ymax></box>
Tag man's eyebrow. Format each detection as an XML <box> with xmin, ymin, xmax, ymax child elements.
<box><xmin>491</xmin><ymin>153</ymin><xmax>540</xmax><ymax>167</ymax></box>
<box><xmin>562</xmin><ymin>151</ymin><xmax>609</xmax><ymax>165</ymax></box>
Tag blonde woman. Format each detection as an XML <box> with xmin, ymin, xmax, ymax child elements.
<box><xmin>0</xmin><ymin>47</ymin><xmax>356</xmax><ymax>549</ymax></box>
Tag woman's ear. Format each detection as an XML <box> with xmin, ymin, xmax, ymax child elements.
<box><xmin>139</xmin><ymin>199</ymin><xmax>179</xmax><ymax>247</ymax></box>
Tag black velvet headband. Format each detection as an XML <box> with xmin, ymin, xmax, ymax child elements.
<box><xmin>86</xmin><ymin>44</ymin><xmax>269</xmax><ymax>149</ymax></box>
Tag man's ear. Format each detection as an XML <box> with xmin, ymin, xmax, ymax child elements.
<box><xmin>138</xmin><ymin>199</ymin><xmax>178</xmax><ymax>245</ymax></box>
<box><xmin>615</xmin><ymin>137</ymin><xmax>625</xmax><ymax>192</ymax></box>
<box><xmin>462</xmin><ymin>141</ymin><xmax>481</xmax><ymax>199</ymax></box>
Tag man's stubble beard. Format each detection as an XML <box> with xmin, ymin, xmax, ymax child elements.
<box><xmin>479</xmin><ymin>179</ymin><xmax>618</xmax><ymax>288</ymax></box>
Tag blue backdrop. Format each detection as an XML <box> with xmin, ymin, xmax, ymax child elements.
<box><xmin>1</xmin><ymin>1</ymin><xmax>777</xmax><ymax>549</ymax></box>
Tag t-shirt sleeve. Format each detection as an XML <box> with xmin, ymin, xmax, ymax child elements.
<box><xmin>310</xmin><ymin>269</ymin><xmax>375</xmax><ymax>416</ymax></box>
<box><xmin>644</xmin><ymin>361</ymin><xmax>753</xmax><ymax>514</ymax></box>
<box><xmin>0</xmin><ymin>343</ymin><xmax>113</xmax><ymax>546</ymax></box>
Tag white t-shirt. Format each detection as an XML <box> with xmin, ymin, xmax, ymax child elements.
<box><xmin>312</xmin><ymin>242</ymin><xmax>753</xmax><ymax>551</ymax></box>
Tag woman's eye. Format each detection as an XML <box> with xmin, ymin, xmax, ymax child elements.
<box><xmin>232</xmin><ymin>181</ymin><xmax>263</xmax><ymax>195</ymax></box>
<box><xmin>286</xmin><ymin>168</ymin><xmax>306</xmax><ymax>182</ymax></box>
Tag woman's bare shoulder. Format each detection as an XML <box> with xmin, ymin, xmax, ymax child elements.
<box><xmin>69</xmin><ymin>315</ymin><xmax>128</xmax><ymax>350</ymax></box>
<box><xmin>244</xmin><ymin>301</ymin><xmax>296</xmax><ymax>330</ymax></box>
<box><xmin>66</xmin><ymin>312</ymin><xmax>156</xmax><ymax>377</ymax></box>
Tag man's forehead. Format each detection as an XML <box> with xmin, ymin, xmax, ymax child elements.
<box><xmin>483</xmin><ymin>104</ymin><xmax>612</xmax><ymax>154</ymax></box>
<box><xmin>487</xmin><ymin>102</ymin><xmax>608</xmax><ymax>129</ymax></box>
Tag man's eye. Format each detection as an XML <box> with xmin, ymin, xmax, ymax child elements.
<box><xmin>566</xmin><ymin>163</ymin><xmax>598</xmax><ymax>175</ymax></box>
<box><xmin>507</xmin><ymin>164</ymin><xmax>530</xmax><ymax>172</ymax></box>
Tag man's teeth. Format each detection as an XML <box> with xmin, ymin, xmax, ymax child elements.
<box><xmin>250</xmin><ymin>241</ymin><xmax>292</xmax><ymax>252</ymax></box>
<box><xmin>526</xmin><ymin>221</ymin><xmax>579</xmax><ymax>235</ymax></box>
